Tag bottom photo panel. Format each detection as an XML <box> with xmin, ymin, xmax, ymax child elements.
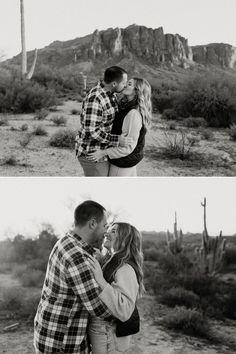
<box><xmin>0</xmin><ymin>177</ymin><xmax>235</xmax><ymax>354</ymax></box>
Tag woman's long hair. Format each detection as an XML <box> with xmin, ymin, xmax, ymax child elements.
<box><xmin>134</xmin><ymin>77</ymin><xmax>152</xmax><ymax>129</ymax></box>
<box><xmin>107</xmin><ymin>222</ymin><xmax>145</xmax><ymax>296</ymax></box>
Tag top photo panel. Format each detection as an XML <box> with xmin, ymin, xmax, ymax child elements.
<box><xmin>0</xmin><ymin>0</ymin><xmax>236</xmax><ymax>177</ymax></box>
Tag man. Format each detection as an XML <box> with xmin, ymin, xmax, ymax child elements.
<box><xmin>75</xmin><ymin>66</ymin><xmax>131</xmax><ymax>176</ymax></box>
<box><xmin>34</xmin><ymin>200</ymin><xmax>112</xmax><ymax>354</ymax></box>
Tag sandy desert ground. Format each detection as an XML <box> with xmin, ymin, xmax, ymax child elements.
<box><xmin>0</xmin><ymin>100</ymin><xmax>236</xmax><ymax>176</ymax></box>
<box><xmin>0</xmin><ymin>273</ymin><xmax>236</xmax><ymax>354</ymax></box>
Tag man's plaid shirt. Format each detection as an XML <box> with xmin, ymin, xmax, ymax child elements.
<box><xmin>75</xmin><ymin>82</ymin><xmax>119</xmax><ymax>157</ymax></box>
<box><xmin>34</xmin><ymin>232</ymin><xmax>111</xmax><ymax>354</ymax></box>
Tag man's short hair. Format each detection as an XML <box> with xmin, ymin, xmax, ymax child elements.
<box><xmin>74</xmin><ymin>200</ymin><xmax>106</xmax><ymax>226</ymax></box>
<box><xmin>104</xmin><ymin>66</ymin><xmax>127</xmax><ymax>84</ymax></box>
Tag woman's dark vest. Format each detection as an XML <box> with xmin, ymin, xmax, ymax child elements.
<box><xmin>103</xmin><ymin>254</ymin><xmax>140</xmax><ymax>337</ymax></box>
<box><xmin>109</xmin><ymin>101</ymin><xmax>147</xmax><ymax>168</ymax></box>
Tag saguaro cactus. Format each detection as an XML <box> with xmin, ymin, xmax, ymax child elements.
<box><xmin>166</xmin><ymin>212</ymin><xmax>184</xmax><ymax>254</ymax></box>
<box><xmin>195</xmin><ymin>198</ymin><xmax>226</xmax><ymax>275</ymax></box>
<box><xmin>20</xmin><ymin>0</ymin><xmax>37</xmax><ymax>79</ymax></box>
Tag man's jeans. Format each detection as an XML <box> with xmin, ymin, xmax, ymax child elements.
<box><xmin>78</xmin><ymin>156</ymin><xmax>109</xmax><ymax>177</ymax></box>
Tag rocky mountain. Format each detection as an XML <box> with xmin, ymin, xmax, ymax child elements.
<box><xmin>7</xmin><ymin>24</ymin><xmax>236</xmax><ymax>75</ymax></box>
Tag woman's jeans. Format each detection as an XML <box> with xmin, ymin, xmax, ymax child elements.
<box><xmin>88</xmin><ymin>317</ymin><xmax>131</xmax><ymax>354</ymax></box>
<box><xmin>108</xmin><ymin>164</ymin><xmax>137</xmax><ymax>177</ymax></box>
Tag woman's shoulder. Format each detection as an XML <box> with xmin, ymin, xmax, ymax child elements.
<box><xmin>124</xmin><ymin>109</ymin><xmax>142</xmax><ymax>123</ymax></box>
<box><xmin>116</xmin><ymin>263</ymin><xmax>137</xmax><ymax>278</ymax></box>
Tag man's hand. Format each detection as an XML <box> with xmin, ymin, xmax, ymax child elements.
<box><xmin>87</xmin><ymin>150</ymin><xmax>106</xmax><ymax>162</ymax></box>
<box><xmin>118</xmin><ymin>135</ymin><xmax>133</xmax><ymax>147</ymax></box>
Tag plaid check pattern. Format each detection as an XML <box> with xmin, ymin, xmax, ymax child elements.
<box><xmin>75</xmin><ymin>82</ymin><xmax>119</xmax><ymax>157</ymax></box>
<box><xmin>34</xmin><ymin>232</ymin><xmax>111</xmax><ymax>354</ymax></box>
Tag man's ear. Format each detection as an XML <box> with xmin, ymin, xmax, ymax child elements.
<box><xmin>89</xmin><ymin>218</ymin><xmax>97</xmax><ymax>230</ymax></box>
<box><xmin>112</xmin><ymin>81</ymin><xmax>117</xmax><ymax>88</ymax></box>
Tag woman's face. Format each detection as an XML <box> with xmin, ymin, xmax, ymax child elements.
<box><xmin>103</xmin><ymin>224</ymin><xmax>119</xmax><ymax>252</ymax></box>
<box><xmin>122</xmin><ymin>79</ymin><xmax>136</xmax><ymax>97</ymax></box>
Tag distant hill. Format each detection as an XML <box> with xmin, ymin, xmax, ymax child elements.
<box><xmin>5</xmin><ymin>24</ymin><xmax>236</xmax><ymax>86</ymax></box>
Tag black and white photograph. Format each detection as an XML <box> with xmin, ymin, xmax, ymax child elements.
<box><xmin>0</xmin><ymin>177</ymin><xmax>236</xmax><ymax>353</ymax></box>
<box><xmin>0</xmin><ymin>0</ymin><xmax>236</xmax><ymax>176</ymax></box>
<box><xmin>0</xmin><ymin>1</ymin><xmax>236</xmax><ymax>354</ymax></box>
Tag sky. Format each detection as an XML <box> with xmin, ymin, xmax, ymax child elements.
<box><xmin>0</xmin><ymin>177</ymin><xmax>235</xmax><ymax>240</ymax></box>
<box><xmin>0</xmin><ymin>0</ymin><xmax>235</xmax><ymax>58</ymax></box>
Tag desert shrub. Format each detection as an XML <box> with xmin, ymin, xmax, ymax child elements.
<box><xmin>225</xmin><ymin>246</ymin><xmax>236</xmax><ymax>264</ymax></box>
<box><xmin>71</xmin><ymin>108</ymin><xmax>81</xmax><ymax>115</ymax></box>
<box><xmin>162</xmin><ymin>130</ymin><xmax>195</xmax><ymax>160</ymax></box>
<box><xmin>183</xmin><ymin>117</ymin><xmax>207</xmax><ymax>128</ymax></box>
<box><xmin>175</xmin><ymin>74</ymin><xmax>236</xmax><ymax>128</ymax></box>
<box><xmin>34</xmin><ymin>108</ymin><xmax>49</xmax><ymax>120</ymax></box>
<box><xmin>200</xmin><ymin>129</ymin><xmax>214</xmax><ymax>140</ymax></box>
<box><xmin>20</xmin><ymin>269</ymin><xmax>45</xmax><ymax>288</ymax></box>
<box><xmin>19</xmin><ymin>133</ymin><xmax>33</xmax><ymax>148</ymax></box>
<box><xmin>32</xmin><ymin>125</ymin><xmax>48</xmax><ymax>136</ymax></box>
<box><xmin>20</xmin><ymin>292</ymin><xmax>40</xmax><ymax>319</ymax></box>
<box><xmin>51</xmin><ymin>115</ymin><xmax>67</xmax><ymax>126</ymax></box>
<box><xmin>228</xmin><ymin>125</ymin><xmax>236</xmax><ymax>141</ymax></box>
<box><xmin>33</xmin><ymin>65</ymin><xmax>84</xmax><ymax>98</ymax></box>
<box><xmin>162</xmin><ymin>109</ymin><xmax>178</xmax><ymax>120</ymax></box>
<box><xmin>167</xmin><ymin>122</ymin><xmax>176</xmax><ymax>130</ymax></box>
<box><xmin>20</xmin><ymin>123</ymin><xmax>28</xmax><ymax>131</ymax></box>
<box><xmin>49</xmin><ymin>128</ymin><xmax>76</xmax><ymax>149</ymax></box>
<box><xmin>0</xmin><ymin>287</ymin><xmax>24</xmax><ymax>311</ymax></box>
<box><xmin>0</xmin><ymin>115</ymin><xmax>9</xmax><ymax>126</ymax></box>
<box><xmin>158</xmin><ymin>253</ymin><xmax>193</xmax><ymax>275</ymax></box>
<box><xmin>161</xmin><ymin>307</ymin><xmax>212</xmax><ymax>339</ymax></box>
<box><xmin>152</xmin><ymin>83</ymin><xmax>178</xmax><ymax>113</ymax></box>
<box><xmin>144</xmin><ymin>248</ymin><xmax>163</xmax><ymax>262</ymax></box>
<box><xmin>2</xmin><ymin>155</ymin><xmax>18</xmax><ymax>166</ymax></box>
<box><xmin>159</xmin><ymin>287</ymin><xmax>199</xmax><ymax>308</ymax></box>
<box><xmin>0</xmin><ymin>76</ymin><xmax>57</xmax><ymax>113</ymax></box>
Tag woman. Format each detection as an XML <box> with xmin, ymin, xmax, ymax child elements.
<box><xmin>87</xmin><ymin>222</ymin><xmax>144</xmax><ymax>354</ymax></box>
<box><xmin>87</xmin><ymin>78</ymin><xmax>152</xmax><ymax>176</ymax></box>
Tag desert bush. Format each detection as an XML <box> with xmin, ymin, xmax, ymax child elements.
<box><xmin>144</xmin><ymin>248</ymin><xmax>163</xmax><ymax>262</ymax></box>
<box><xmin>225</xmin><ymin>246</ymin><xmax>236</xmax><ymax>264</ymax></box>
<box><xmin>152</xmin><ymin>83</ymin><xmax>178</xmax><ymax>113</ymax></box>
<box><xmin>158</xmin><ymin>253</ymin><xmax>193</xmax><ymax>275</ymax></box>
<box><xmin>19</xmin><ymin>133</ymin><xmax>33</xmax><ymax>148</ymax></box>
<box><xmin>32</xmin><ymin>125</ymin><xmax>48</xmax><ymax>136</ymax></box>
<box><xmin>0</xmin><ymin>76</ymin><xmax>57</xmax><ymax>113</ymax></box>
<box><xmin>228</xmin><ymin>125</ymin><xmax>236</xmax><ymax>141</ymax></box>
<box><xmin>33</xmin><ymin>65</ymin><xmax>84</xmax><ymax>99</ymax></box>
<box><xmin>20</xmin><ymin>269</ymin><xmax>45</xmax><ymax>288</ymax></box>
<box><xmin>162</xmin><ymin>109</ymin><xmax>178</xmax><ymax>121</ymax></box>
<box><xmin>0</xmin><ymin>115</ymin><xmax>9</xmax><ymax>126</ymax></box>
<box><xmin>162</xmin><ymin>130</ymin><xmax>195</xmax><ymax>160</ymax></box>
<box><xmin>34</xmin><ymin>108</ymin><xmax>49</xmax><ymax>120</ymax></box>
<box><xmin>2</xmin><ymin>155</ymin><xmax>18</xmax><ymax>166</ymax></box>
<box><xmin>20</xmin><ymin>292</ymin><xmax>41</xmax><ymax>319</ymax></box>
<box><xmin>71</xmin><ymin>108</ymin><xmax>81</xmax><ymax>115</ymax></box>
<box><xmin>159</xmin><ymin>287</ymin><xmax>199</xmax><ymax>308</ymax></box>
<box><xmin>49</xmin><ymin>128</ymin><xmax>76</xmax><ymax>149</ymax></box>
<box><xmin>20</xmin><ymin>123</ymin><xmax>28</xmax><ymax>131</ymax></box>
<box><xmin>167</xmin><ymin>122</ymin><xmax>176</xmax><ymax>130</ymax></box>
<box><xmin>51</xmin><ymin>115</ymin><xmax>67</xmax><ymax>126</ymax></box>
<box><xmin>0</xmin><ymin>287</ymin><xmax>24</xmax><ymax>311</ymax></box>
<box><xmin>183</xmin><ymin>117</ymin><xmax>207</xmax><ymax>128</ymax></box>
<box><xmin>200</xmin><ymin>129</ymin><xmax>214</xmax><ymax>140</ymax></box>
<box><xmin>174</xmin><ymin>74</ymin><xmax>236</xmax><ymax>128</ymax></box>
<box><xmin>161</xmin><ymin>307</ymin><xmax>212</xmax><ymax>339</ymax></box>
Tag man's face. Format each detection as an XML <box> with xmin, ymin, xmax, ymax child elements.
<box><xmin>112</xmin><ymin>73</ymin><xmax>128</xmax><ymax>93</ymax></box>
<box><xmin>91</xmin><ymin>214</ymin><xmax>108</xmax><ymax>250</ymax></box>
